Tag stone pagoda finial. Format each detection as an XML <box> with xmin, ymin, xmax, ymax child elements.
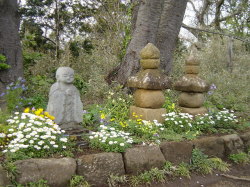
<box><xmin>127</xmin><ymin>43</ymin><xmax>171</xmax><ymax>123</ymax></box>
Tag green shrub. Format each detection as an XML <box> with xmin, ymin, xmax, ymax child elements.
<box><xmin>190</xmin><ymin>148</ymin><xmax>230</xmax><ymax>174</ymax></box>
<box><xmin>1</xmin><ymin>77</ymin><xmax>27</xmax><ymax>112</ymax></box>
<box><xmin>0</xmin><ymin>54</ymin><xmax>10</xmax><ymax>70</ymax></box>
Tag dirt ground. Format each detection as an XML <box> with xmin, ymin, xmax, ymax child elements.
<box><xmin>137</xmin><ymin>164</ymin><xmax>250</xmax><ymax>187</ymax></box>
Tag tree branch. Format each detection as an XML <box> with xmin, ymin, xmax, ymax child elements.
<box><xmin>187</xmin><ymin>0</ymin><xmax>199</xmax><ymax>16</ymax></box>
<box><xmin>41</xmin><ymin>36</ymin><xmax>56</xmax><ymax>45</ymax></box>
<box><xmin>182</xmin><ymin>23</ymin><xmax>250</xmax><ymax>43</ymax></box>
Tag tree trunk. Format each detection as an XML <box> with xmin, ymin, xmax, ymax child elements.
<box><xmin>106</xmin><ymin>0</ymin><xmax>187</xmax><ymax>85</ymax></box>
<box><xmin>0</xmin><ymin>0</ymin><xmax>23</xmax><ymax>105</ymax></box>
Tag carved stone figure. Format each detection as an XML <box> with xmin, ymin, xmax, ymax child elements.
<box><xmin>47</xmin><ymin>67</ymin><xmax>83</xmax><ymax>130</ymax></box>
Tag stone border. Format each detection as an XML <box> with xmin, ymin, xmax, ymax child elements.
<box><xmin>1</xmin><ymin>130</ymin><xmax>250</xmax><ymax>187</ymax></box>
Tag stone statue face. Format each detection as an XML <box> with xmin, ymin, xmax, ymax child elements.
<box><xmin>56</xmin><ymin>67</ymin><xmax>74</xmax><ymax>84</ymax></box>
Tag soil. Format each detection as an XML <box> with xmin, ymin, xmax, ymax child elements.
<box><xmin>134</xmin><ymin>164</ymin><xmax>250</xmax><ymax>187</ymax></box>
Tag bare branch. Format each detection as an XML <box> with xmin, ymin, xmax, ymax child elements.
<box><xmin>214</xmin><ymin>0</ymin><xmax>224</xmax><ymax>29</ymax></box>
<box><xmin>197</xmin><ymin>0</ymin><xmax>212</xmax><ymax>26</ymax></box>
<box><xmin>182</xmin><ymin>23</ymin><xmax>250</xmax><ymax>43</ymax></box>
<box><xmin>187</xmin><ymin>0</ymin><xmax>199</xmax><ymax>16</ymax></box>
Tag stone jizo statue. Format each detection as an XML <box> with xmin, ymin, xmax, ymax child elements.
<box><xmin>47</xmin><ymin>67</ymin><xmax>83</xmax><ymax>131</ymax></box>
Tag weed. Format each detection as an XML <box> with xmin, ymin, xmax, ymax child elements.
<box><xmin>229</xmin><ymin>152</ymin><xmax>250</xmax><ymax>164</ymax></box>
<box><xmin>70</xmin><ymin>175</ymin><xmax>90</xmax><ymax>187</ymax></box>
<box><xmin>108</xmin><ymin>174</ymin><xmax>127</xmax><ymax>187</ymax></box>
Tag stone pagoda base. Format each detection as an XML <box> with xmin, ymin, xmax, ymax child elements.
<box><xmin>130</xmin><ymin>106</ymin><xmax>166</xmax><ymax>123</ymax></box>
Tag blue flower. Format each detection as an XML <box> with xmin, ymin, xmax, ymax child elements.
<box><xmin>0</xmin><ymin>92</ymin><xmax>5</xmax><ymax>97</ymax></box>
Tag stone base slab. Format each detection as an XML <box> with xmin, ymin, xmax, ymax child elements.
<box><xmin>130</xmin><ymin>106</ymin><xmax>166</xmax><ymax>123</ymax></box>
<box><xmin>179</xmin><ymin>106</ymin><xmax>207</xmax><ymax>116</ymax></box>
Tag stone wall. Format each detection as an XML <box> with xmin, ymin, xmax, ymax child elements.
<box><xmin>1</xmin><ymin>130</ymin><xmax>250</xmax><ymax>187</ymax></box>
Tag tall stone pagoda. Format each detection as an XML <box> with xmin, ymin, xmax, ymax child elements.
<box><xmin>174</xmin><ymin>53</ymin><xmax>209</xmax><ymax>116</ymax></box>
<box><xmin>127</xmin><ymin>43</ymin><xmax>171</xmax><ymax>123</ymax></box>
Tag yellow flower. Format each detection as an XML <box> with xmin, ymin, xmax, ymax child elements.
<box><xmin>24</xmin><ymin>108</ymin><xmax>30</xmax><ymax>113</ymax></box>
<box><xmin>34</xmin><ymin>110</ymin><xmax>41</xmax><ymax>116</ymax></box>
<box><xmin>110</xmin><ymin>118</ymin><xmax>115</xmax><ymax>122</ymax></box>
<box><xmin>44</xmin><ymin>111</ymin><xmax>49</xmax><ymax>116</ymax></box>
<box><xmin>49</xmin><ymin>115</ymin><xmax>55</xmax><ymax>120</ymax></box>
<box><xmin>38</xmin><ymin>108</ymin><xmax>44</xmax><ymax>112</ymax></box>
<box><xmin>40</xmin><ymin>115</ymin><xmax>44</xmax><ymax>118</ymax></box>
<box><xmin>100</xmin><ymin>113</ymin><xmax>106</xmax><ymax>119</ymax></box>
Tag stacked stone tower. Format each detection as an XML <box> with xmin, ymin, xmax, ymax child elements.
<box><xmin>174</xmin><ymin>54</ymin><xmax>209</xmax><ymax>116</ymax></box>
<box><xmin>127</xmin><ymin>43</ymin><xmax>171</xmax><ymax>123</ymax></box>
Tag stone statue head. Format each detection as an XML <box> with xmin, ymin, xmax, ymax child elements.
<box><xmin>56</xmin><ymin>67</ymin><xmax>74</xmax><ymax>84</ymax></box>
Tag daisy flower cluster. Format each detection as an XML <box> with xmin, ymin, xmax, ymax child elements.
<box><xmin>195</xmin><ymin>109</ymin><xmax>238</xmax><ymax>130</ymax></box>
<box><xmin>1</xmin><ymin>111</ymin><xmax>69</xmax><ymax>157</ymax></box>
<box><xmin>88</xmin><ymin>125</ymin><xmax>133</xmax><ymax>152</ymax></box>
<box><xmin>162</xmin><ymin>112</ymin><xmax>194</xmax><ymax>133</ymax></box>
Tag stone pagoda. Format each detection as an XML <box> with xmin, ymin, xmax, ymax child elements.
<box><xmin>127</xmin><ymin>43</ymin><xmax>171</xmax><ymax>123</ymax></box>
<box><xmin>173</xmin><ymin>53</ymin><xmax>209</xmax><ymax>116</ymax></box>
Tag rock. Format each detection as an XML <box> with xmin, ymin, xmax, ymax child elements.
<box><xmin>127</xmin><ymin>69</ymin><xmax>171</xmax><ymax>90</ymax></box>
<box><xmin>185</xmin><ymin>65</ymin><xmax>199</xmax><ymax>74</ymax></box>
<box><xmin>240</xmin><ymin>131</ymin><xmax>250</xmax><ymax>150</ymax></box>
<box><xmin>47</xmin><ymin>67</ymin><xmax>83</xmax><ymax>130</ymax></box>
<box><xmin>140</xmin><ymin>59</ymin><xmax>160</xmax><ymax>69</ymax></box>
<box><xmin>174</xmin><ymin>74</ymin><xmax>209</xmax><ymax>92</ymax></box>
<box><xmin>221</xmin><ymin>134</ymin><xmax>244</xmax><ymax>155</ymax></box>
<box><xmin>178</xmin><ymin>92</ymin><xmax>205</xmax><ymax>108</ymax></box>
<box><xmin>140</xmin><ymin>43</ymin><xmax>160</xmax><ymax>59</ymax></box>
<box><xmin>160</xmin><ymin>141</ymin><xmax>193</xmax><ymax>165</ymax></box>
<box><xmin>179</xmin><ymin>106</ymin><xmax>207</xmax><ymax>116</ymax></box>
<box><xmin>192</xmin><ymin>137</ymin><xmax>225</xmax><ymax>158</ymax></box>
<box><xmin>0</xmin><ymin>165</ymin><xmax>11</xmax><ymax>186</ymax></box>
<box><xmin>77</xmin><ymin>152</ymin><xmax>125</xmax><ymax>187</ymax></box>
<box><xmin>124</xmin><ymin>145</ymin><xmax>166</xmax><ymax>175</ymax></box>
<box><xmin>134</xmin><ymin>89</ymin><xmax>165</xmax><ymax>108</ymax></box>
<box><xmin>15</xmin><ymin>157</ymin><xmax>76</xmax><ymax>187</ymax></box>
<box><xmin>130</xmin><ymin>106</ymin><xmax>166</xmax><ymax>123</ymax></box>
<box><xmin>185</xmin><ymin>55</ymin><xmax>200</xmax><ymax>66</ymax></box>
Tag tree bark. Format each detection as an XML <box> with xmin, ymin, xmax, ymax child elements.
<box><xmin>106</xmin><ymin>0</ymin><xmax>187</xmax><ymax>85</ymax></box>
<box><xmin>0</xmin><ymin>0</ymin><xmax>23</xmax><ymax>102</ymax></box>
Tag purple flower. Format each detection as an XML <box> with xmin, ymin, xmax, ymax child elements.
<box><xmin>153</xmin><ymin>133</ymin><xmax>159</xmax><ymax>137</ymax></box>
<box><xmin>0</xmin><ymin>92</ymin><xmax>5</xmax><ymax>97</ymax></box>
<box><xmin>82</xmin><ymin>110</ymin><xmax>88</xmax><ymax>114</ymax></box>
<box><xmin>6</xmin><ymin>86</ymin><xmax>10</xmax><ymax>90</ymax></box>
<box><xmin>210</xmin><ymin>83</ymin><xmax>217</xmax><ymax>90</ymax></box>
<box><xmin>208</xmin><ymin>91</ymin><xmax>213</xmax><ymax>95</ymax></box>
